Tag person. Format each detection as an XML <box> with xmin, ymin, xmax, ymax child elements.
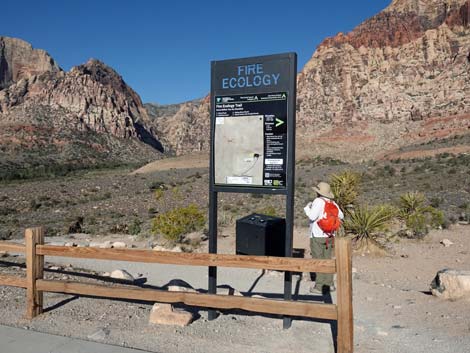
<box><xmin>304</xmin><ymin>181</ymin><xmax>344</xmax><ymax>294</ymax></box>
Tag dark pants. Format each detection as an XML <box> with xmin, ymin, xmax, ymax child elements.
<box><xmin>310</xmin><ymin>237</ymin><xmax>334</xmax><ymax>288</ymax></box>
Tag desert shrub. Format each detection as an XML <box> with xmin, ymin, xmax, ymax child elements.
<box><xmin>256</xmin><ymin>206</ymin><xmax>278</xmax><ymax>217</ymax></box>
<box><xmin>398</xmin><ymin>192</ymin><xmax>445</xmax><ymax>237</ymax></box>
<box><xmin>329</xmin><ymin>171</ymin><xmax>361</xmax><ymax>210</ymax></box>
<box><xmin>344</xmin><ymin>204</ymin><xmax>396</xmax><ymax>243</ymax></box>
<box><xmin>154</xmin><ymin>189</ymin><xmax>164</xmax><ymax>201</ymax></box>
<box><xmin>128</xmin><ymin>219</ymin><xmax>142</xmax><ymax>235</ymax></box>
<box><xmin>171</xmin><ymin>186</ymin><xmax>182</xmax><ymax>200</ymax></box>
<box><xmin>152</xmin><ymin>204</ymin><xmax>206</xmax><ymax>243</ymax></box>
<box><xmin>149</xmin><ymin>181</ymin><xmax>167</xmax><ymax>191</ymax></box>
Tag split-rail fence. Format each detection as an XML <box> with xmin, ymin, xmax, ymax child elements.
<box><xmin>0</xmin><ymin>227</ymin><xmax>353</xmax><ymax>353</ymax></box>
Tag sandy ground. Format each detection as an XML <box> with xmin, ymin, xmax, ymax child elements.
<box><xmin>1</xmin><ymin>224</ymin><xmax>470</xmax><ymax>352</ymax></box>
<box><xmin>131</xmin><ymin>153</ymin><xmax>209</xmax><ymax>174</ymax></box>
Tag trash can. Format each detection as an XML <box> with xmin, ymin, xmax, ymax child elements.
<box><xmin>235</xmin><ymin>213</ymin><xmax>286</xmax><ymax>257</ymax></box>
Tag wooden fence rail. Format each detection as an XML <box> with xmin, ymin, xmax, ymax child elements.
<box><xmin>0</xmin><ymin>227</ymin><xmax>354</xmax><ymax>353</ymax></box>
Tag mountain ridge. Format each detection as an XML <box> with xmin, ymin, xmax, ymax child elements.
<box><xmin>0</xmin><ymin>36</ymin><xmax>164</xmax><ymax>179</ymax></box>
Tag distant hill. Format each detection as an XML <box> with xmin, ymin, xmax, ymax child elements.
<box><xmin>2</xmin><ymin>0</ymin><xmax>470</xmax><ymax>178</ymax></box>
<box><xmin>0</xmin><ymin>36</ymin><xmax>164</xmax><ymax>179</ymax></box>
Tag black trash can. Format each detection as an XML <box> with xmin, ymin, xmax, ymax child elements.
<box><xmin>235</xmin><ymin>213</ymin><xmax>286</xmax><ymax>257</ymax></box>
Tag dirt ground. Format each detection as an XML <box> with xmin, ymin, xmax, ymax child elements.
<box><xmin>1</xmin><ymin>225</ymin><xmax>470</xmax><ymax>353</ymax></box>
<box><xmin>1</xmin><ymin>152</ymin><xmax>470</xmax><ymax>352</ymax></box>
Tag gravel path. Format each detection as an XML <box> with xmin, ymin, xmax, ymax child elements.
<box><xmin>1</xmin><ymin>225</ymin><xmax>470</xmax><ymax>352</ymax></box>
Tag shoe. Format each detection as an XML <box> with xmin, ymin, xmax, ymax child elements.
<box><xmin>321</xmin><ymin>285</ymin><xmax>336</xmax><ymax>294</ymax></box>
<box><xmin>309</xmin><ymin>286</ymin><xmax>322</xmax><ymax>294</ymax></box>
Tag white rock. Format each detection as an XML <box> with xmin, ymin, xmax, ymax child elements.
<box><xmin>166</xmin><ymin>279</ymin><xmax>196</xmax><ymax>293</ymax></box>
<box><xmin>65</xmin><ymin>242</ymin><xmax>76</xmax><ymax>247</ymax></box>
<box><xmin>100</xmin><ymin>241</ymin><xmax>113</xmax><ymax>249</ymax></box>
<box><xmin>110</xmin><ymin>269</ymin><xmax>134</xmax><ymax>281</ymax></box>
<box><xmin>431</xmin><ymin>269</ymin><xmax>470</xmax><ymax>300</ymax></box>
<box><xmin>171</xmin><ymin>246</ymin><xmax>183</xmax><ymax>253</ymax></box>
<box><xmin>0</xmin><ymin>251</ymin><xmax>9</xmax><ymax>258</ymax></box>
<box><xmin>149</xmin><ymin>303</ymin><xmax>193</xmax><ymax>326</ymax></box>
<box><xmin>352</xmin><ymin>267</ymin><xmax>358</xmax><ymax>273</ymax></box>
<box><xmin>112</xmin><ymin>241</ymin><xmax>127</xmax><ymax>249</ymax></box>
<box><xmin>102</xmin><ymin>272</ymin><xmax>111</xmax><ymax>277</ymax></box>
<box><xmin>440</xmin><ymin>239</ymin><xmax>453</xmax><ymax>247</ymax></box>
<box><xmin>184</xmin><ymin>232</ymin><xmax>205</xmax><ymax>242</ymax></box>
<box><xmin>153</xmin><ymin>245</ymin><xmax>166</xmax><ymax>251</ymax></box>
<box><xmin>217</xmin><ymin>285</ymin><xmax>243</xmax><ymax>296</ymax></box>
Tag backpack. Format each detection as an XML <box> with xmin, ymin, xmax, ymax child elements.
<box><xmin>317</xmin><ymin>198</ymin><xmax>341</xmax><ymax>235</ymax></box>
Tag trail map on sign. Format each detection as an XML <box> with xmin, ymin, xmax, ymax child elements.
<box><xmin>214</xmin><ymin>92</ymin><xmax>288</xmax><ymax>188</ymax></box>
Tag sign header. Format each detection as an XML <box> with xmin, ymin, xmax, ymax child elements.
<box><xmin>212</xmin><ymin>53</ymin><xmax>294</xmax><ymax>94</ymax></box>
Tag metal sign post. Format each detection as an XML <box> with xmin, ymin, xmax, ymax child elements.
<box><xmin>209</xmin><ymin>53</ymin><xmax>297</xmax><ymax>328</ymax></box>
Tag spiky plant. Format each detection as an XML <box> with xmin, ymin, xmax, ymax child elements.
<box><xmin>344</xmin><ymin>204</ymin><xmax>396</xmax><ymax>251</ymax></box>
<box><xmin>399</xmin><ymin>192</ymin><xmax>426</xmax><ymax>215</ymax></box>
<box><xmin>398</xmin><ymin>192</ymin><xmax>445</xmax><ymax>238</ymax></box>
<box><xmin>330</xmin><ymin>170</ymin><xmax>361</xmax><ymax>211</ymax></box>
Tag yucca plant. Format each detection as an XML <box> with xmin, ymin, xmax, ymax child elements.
<box><xmin>398</xmin><ymin>192</ymin><xmax>445</xmax><ymax>238</ymax></box>
<box><xmin>399</xmin><ymin>192</ymin><xmax>425</xmax><ymax>215</ymax></box>
<box><xmin>330</xmin><ymin>170</ymin><xmax>361</xmax><ymax>211</ymax></box>
<box><xmin>344</xmin><ymin>204</ymin><xmax>396</xmax><ymax>251</ymax></box>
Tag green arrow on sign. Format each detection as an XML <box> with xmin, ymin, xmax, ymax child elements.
<box><xmin>275</xmin><ymin>118</ymin><xmax>284</xmax><ymax>127</ymax></box>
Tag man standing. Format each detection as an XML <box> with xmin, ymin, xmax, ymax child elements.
<box><xmin>304</xmin><ymin>181</ymin><xmax>344</xmax><ymax>294</ymax></box>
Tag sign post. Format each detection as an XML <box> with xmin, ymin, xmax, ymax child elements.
<box><xmin>209</xmin><ymin>53</ymin><xmax>297</xmax><ymax>328</ymax></box>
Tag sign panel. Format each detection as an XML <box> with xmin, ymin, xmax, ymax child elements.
<box><xmin>210</xmin><ymin>53</ymin><xmax>296</xmax><ymax>192</ymax></box>
<box><xmin>214</xmin><ymin>92</ymin><xmax>287</xmax><ymax>187</ymax></box>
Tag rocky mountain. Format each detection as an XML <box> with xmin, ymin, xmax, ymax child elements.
<box><xmin>0</xmin><ymin>37</ymin><xmax>60</xmax><ymax>90</ymax></box>
<box><xmin>296</xmin><ymin>0</ymin><xmax>470</xmax><ymax>160</ymax></box>
<box><xmin>145</xmin><ymin>98</ymin><xmax>210</xmax><ymax>156</ymax></box>
<box><xmin>154</xmin><ymin>0</ymin><xmax>470</xmax><ymax>161</ymax></box>
<box><xmin>0</xmin><ymin>37</ymin><xmax>163</xmax><ymax>179</ymax></box>
<box><xmin>2</xmin><ymin>0</ymin><xmax>470</xmax><ymax>174</ymax></box>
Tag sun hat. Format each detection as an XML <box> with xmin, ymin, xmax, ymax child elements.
<box><xmin>312</xmin><ymin>182</ymin><xmax>335</xmax><ymax>199</ymax></box>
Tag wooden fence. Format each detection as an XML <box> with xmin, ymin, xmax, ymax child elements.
<box><xmin>0</xmin><ymin>227</ymin><xmax>353</xmax><ymax>353</ymax></box>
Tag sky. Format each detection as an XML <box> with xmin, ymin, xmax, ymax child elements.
<box><xmin>2</xmin><ymin>0</ymin><xmax>391</xmax><ymax>104</ymax></box>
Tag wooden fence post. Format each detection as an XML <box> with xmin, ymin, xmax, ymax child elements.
<box><xmin>25</xmin><ymin>227</ymin><xmax>44</xmax><ymax>319</ymax></box>
<box><xmin>335</xmin><ymin>237</ymin><xmax>353</xmax><ymax>353</ymax></box>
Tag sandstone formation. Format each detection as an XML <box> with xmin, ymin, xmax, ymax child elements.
<box><xmin>148</xmin><ymin>303</ymin><xmax>194</xmax><ymax>326</ymax></box>
<box><xmin>0</xmin><ymin>37</ymin><xmax>163</xmax><ymax>177</ymax></box>
<box><xmin>0</xmin><ymin>37</ymin><xmax>60</xmax><ymax>90</ymax></box>
<box><xmin>431</xmin><ymin>269</ymin><xmax>470</xmax><ymax>300</ymax></box>
<box><xmin>150</xmin><ymin>0</ymin><xmax>470</xmax><ymax>161</ymax></box>
<box><xmin>146</xmin><ymin>97</ymin><xmax>210</xmax><ymax>156</ymax></box>
<box><xmin>296</xmin><ymin>0</ymin><xmax>470</xmax><ymax>160</ymax></box>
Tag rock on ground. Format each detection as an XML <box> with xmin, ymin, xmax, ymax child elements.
<box><xmin>112</xmin><ymin>241</ymin><xmax>127</xmax><ymax>249</ymax></box>
<box><xmin>440</xmin><ymin>239</ymin><xmax>454</xmax><ymax>247</ymax></box>
<box><xmin>166</xmin><ymin>279</ymin><xmax>196</xmax><ymax>293</ymax></box>
<box><xmin>431</xmin><ymin>269</ymin><xmax>470</xmax><ymax>300</ymax></box>
<box><xmin>110</xmin><ymin>269</ymin><xmax>134</xmax><ymax>281</ymax></box>
<box><xmin>148</xmin><ymin>303</ymin><xmax>193</xmax><ymax>327</ymax></box>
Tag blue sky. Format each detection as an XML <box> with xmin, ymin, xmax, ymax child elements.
<box><xmin>2</xmin><ymin>0</ymin><xmax>390</xmax><ymax>104</ymax></box>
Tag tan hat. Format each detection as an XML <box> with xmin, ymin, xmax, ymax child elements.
<box><xmin>312</xmin><ymin>182</ymin><xmax>335</xmax><ymax>199</ymax></box>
